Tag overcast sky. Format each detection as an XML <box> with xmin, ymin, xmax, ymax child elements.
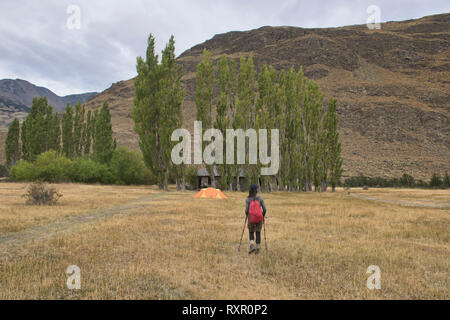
<box><xmin>0</xmin><ymin>0</ymin><xmax>448</xmax><ymax>96</ymax></box>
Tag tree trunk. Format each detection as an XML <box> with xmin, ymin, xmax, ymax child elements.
<box><xmin>182</xmin><ymin>173</ymin><xmax>186</xmax><ymax>191</ymax></box>
<box><xmin>235</xmin><ymin>173</ymin><xmax>240</xmax><ymax>192</ymax></box>
<box><xmin>163</xmin><ymin>169</ymin><xmax>169</xmax><ymax>191</ymax></box>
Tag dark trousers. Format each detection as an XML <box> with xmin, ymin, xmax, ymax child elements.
<box><xmin>249</xmin><ymin>231</ymin><xmax>261</xmax><ymax>244</ymax></box>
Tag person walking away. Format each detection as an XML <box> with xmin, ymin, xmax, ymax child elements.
<box><xmin>245</xmin><ymin>184</ymin><xmax>267</xmax><ymax>254</ymax></box>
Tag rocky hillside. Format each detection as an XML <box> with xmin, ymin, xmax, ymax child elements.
<box><xmin>3</xmin><ymin>14</ymin><xmax>450</xmax><ymax>179</ymax></box>
<box><xmin>0</xmin><ymin>79</ymin><xmax>96</xmax><ymax>129</ymax></box>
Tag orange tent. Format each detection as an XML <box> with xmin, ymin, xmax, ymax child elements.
<box><xmin>194</xmin><ymin>188</ymin><xmax>228</xmax><ymax>199</ymax></box>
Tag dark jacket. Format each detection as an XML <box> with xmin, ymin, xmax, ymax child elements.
<box><xmin>245</xmin><ymin>196</ymin><xmax>267</xmax><ymax>217</ymax></box>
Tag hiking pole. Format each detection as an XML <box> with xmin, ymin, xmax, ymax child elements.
<box><xmin>238</xmin><ymin>214</ymin><xmax>248</xmax><ymax>252</ymax></box>
<box><xmin>263</xmin><ymin>217</ymin><xmax>268</xmax><ymax>252</ymax></box>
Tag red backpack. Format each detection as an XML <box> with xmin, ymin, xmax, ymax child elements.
<box><xmin>248</xmin><ymin>198</ymin><xmax>263</xmax><ymax>224</ymax></box>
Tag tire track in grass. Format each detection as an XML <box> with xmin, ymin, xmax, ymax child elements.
<box><xmin>349</xmin><ymin>193</ymin><xmax>450</xmax><ymax>210</ymax></box>
<box><xmin>0</xmin><ymin>192</ymin><xmax>166</xmax><ymax>253</ymax></box>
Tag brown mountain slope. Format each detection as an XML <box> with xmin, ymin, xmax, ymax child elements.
<box><xmin>3</xmin><ymin>14</ymin><xmax>450</xmax><ymax>180</ymax></box>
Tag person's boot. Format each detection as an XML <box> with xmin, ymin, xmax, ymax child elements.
<box><xmin>248</xmin><ymin>243</ymin><xmax>256</xmax><ymax>254</ymax></box>
<box><xmin>255</xmin><ymin>243</ymin><xmax>261</xmax><ymax>254</ymax></box>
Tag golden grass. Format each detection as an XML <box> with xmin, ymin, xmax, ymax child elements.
<box><xmin>0</xmin><ymin>184</ymin><xmax>448</xmax><ymax>299</ymax></box>
<box><xmin>0</xmin><ymin>182</ymin><xmax>158</xmax><ymax>233</ymax></box>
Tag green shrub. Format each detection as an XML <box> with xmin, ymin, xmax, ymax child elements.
<box><xmin>34</xmin><ymin>151</ymin><xmax>74</xmax><ymax>182</ymax></box>
<box><xmin>72</xmin><ymin>158</ymin><xmax>108</xmax><ymax>183</ymax></box>
<box><xmin>10</xmin><ymin>160</ymin><xmax>36</xmax><ymax>181</ymax></box>
<box><xmin>109</xmin><ymin>147</ymin><xmax>147</xmax><ymax>185</ymax></box>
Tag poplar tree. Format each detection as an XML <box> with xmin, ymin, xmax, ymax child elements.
<box><xmin>17</xmin><ymin>97</ymin><xmax>60</xmax><ymax>161</ymax></box>
<box><xmin>5</xmin><ymin>118</ymin><xmax>20</xmax><ymax>167</ymax></box>
<box><xmin>21</xmin><ymin>97</ymin><xmax>48</xmax><ymax>161</ymax></box>
<box><xmin>94</xmin><ymin>101</ymin><xmax>115</xmax><ymax>164</ymax></box>
<box><xmin>133</xmin><ymin>34</ymin><xmax>184</xmax><ymax>190</ymax></box>
<box><xmin>216</xmin><ymin>56</ymin><xmax>232</xmax><ymax>190</ymax></box>
<box><xmin>62</xmin><ymin>104</ymin><xmax>74</xmax><ymax>158</ymax></box>
<box><xmin>300</xmin><ymin>80</ymin><xmax>323</xmax><ymax>191</ymax></box>
<box><xmin>73</xmin><ymin>102</ymin><xmax>85</xmax><ymax>157</ymax></box>
<box><xmin>161</xmin><ymin>36</ymin><xmax>185</xmax><ymax>190</ymax></box>
<box><xmin>21</xmin><ymin>120</ymin><xmax>29</xmax><ymax>161</ymax></box>
<box><xmin>84</xmin><ymin>110</ymin><xmax>93</xmax><ymax>155</ymax></box>
<box><xmin>256</xmin><ymin>64</ymin><xmax>278</xmax><ymax>191</ymax></box>
<box><xmin>235</xmin><ymin>55</ymin><xmax>256</xmax><ymax>190</ymax></box>
<box><xmin>275</xmin><ymin>69</ymin><xmax>288</xmax><ymax>190</ymax></box>
<box><xmin>92</xmin><ymin>109</ymin><xmax>99</xmax><ymax>146</ymax></box>
<box><xmin>49</xmin><ymin>112</ymin><xmax>61</xmax><ymax>154</ymax></box>
<box><xmin>326</xmin><ymin>98</ymin><xmax>343</xmax><ymax>191</ymax></box>
<box><xmin>195</xmin><ymin>49</ymin><xmax>215</xmax><ymax>187</ymax></box>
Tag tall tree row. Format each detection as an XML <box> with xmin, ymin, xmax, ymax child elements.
<box><xmin>5</xmin><ymin>97</ymin><xmax>114</xmax><ymax>166</ymax></box>
<box><xmin>193</xmin><ymin>53</ymin><xmax>343</xmax><ymax>192</ymax></box>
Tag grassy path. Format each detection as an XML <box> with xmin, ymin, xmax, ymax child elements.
<box><xmin>0</xmin><ymin>192</ymin><xmax>164</xmax><ymax>255</ymax></box>
<box><xmin>349</xmin><ymin>192</ymin><xmax>450</xmax><ymax>210</ymax></box>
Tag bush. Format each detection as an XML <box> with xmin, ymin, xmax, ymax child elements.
<box><xmin>23</xmin><ymin>181</ymin><xmax>62</xmax><ymax>205</ymax></box>
<box><xmin>34</xmin><ymin>151</ymin><xmax>74</xmax><ymax>182</ymax></box>
<box><xmin>10</xmin><ymin>160</ymin><xmax>36</xmax><ymax>181</ymax></box>
<box><xmin>72</xmin><ymin>157</ymin><xmax>113</xmax><ymax>184</ymax></box>
<box><xmin>109</xmin><ymin>147</ymin><xmax>147</xmax><ymax>185</ymax></box>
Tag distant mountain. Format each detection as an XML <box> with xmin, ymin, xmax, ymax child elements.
<box><xmin>0</xmin><ymin>78</ymin><xmax>97</xmax><ymax>129</ymax></box>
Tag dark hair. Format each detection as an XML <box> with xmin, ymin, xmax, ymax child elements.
<box><xmin>249</xmin><ymin>184</ymin><xmax>258</xmax><ymax>199</ymax></box>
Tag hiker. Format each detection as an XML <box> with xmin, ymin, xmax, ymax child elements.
<box><xmin>245</xmin><ymin>184</ymin><xmax>267</xmax><ymax>254</ymax></box>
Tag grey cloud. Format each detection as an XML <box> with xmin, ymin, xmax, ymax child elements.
<box><xmin>0</xmin><ymin>0</ymin><xmax>448</xmax><ymax>95</ymax></box>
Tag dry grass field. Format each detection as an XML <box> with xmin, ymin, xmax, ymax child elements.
<box><xmin>0</xmin><ymin>182</ymin><xmax>448</xmax><ymax>299</ymax></box>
